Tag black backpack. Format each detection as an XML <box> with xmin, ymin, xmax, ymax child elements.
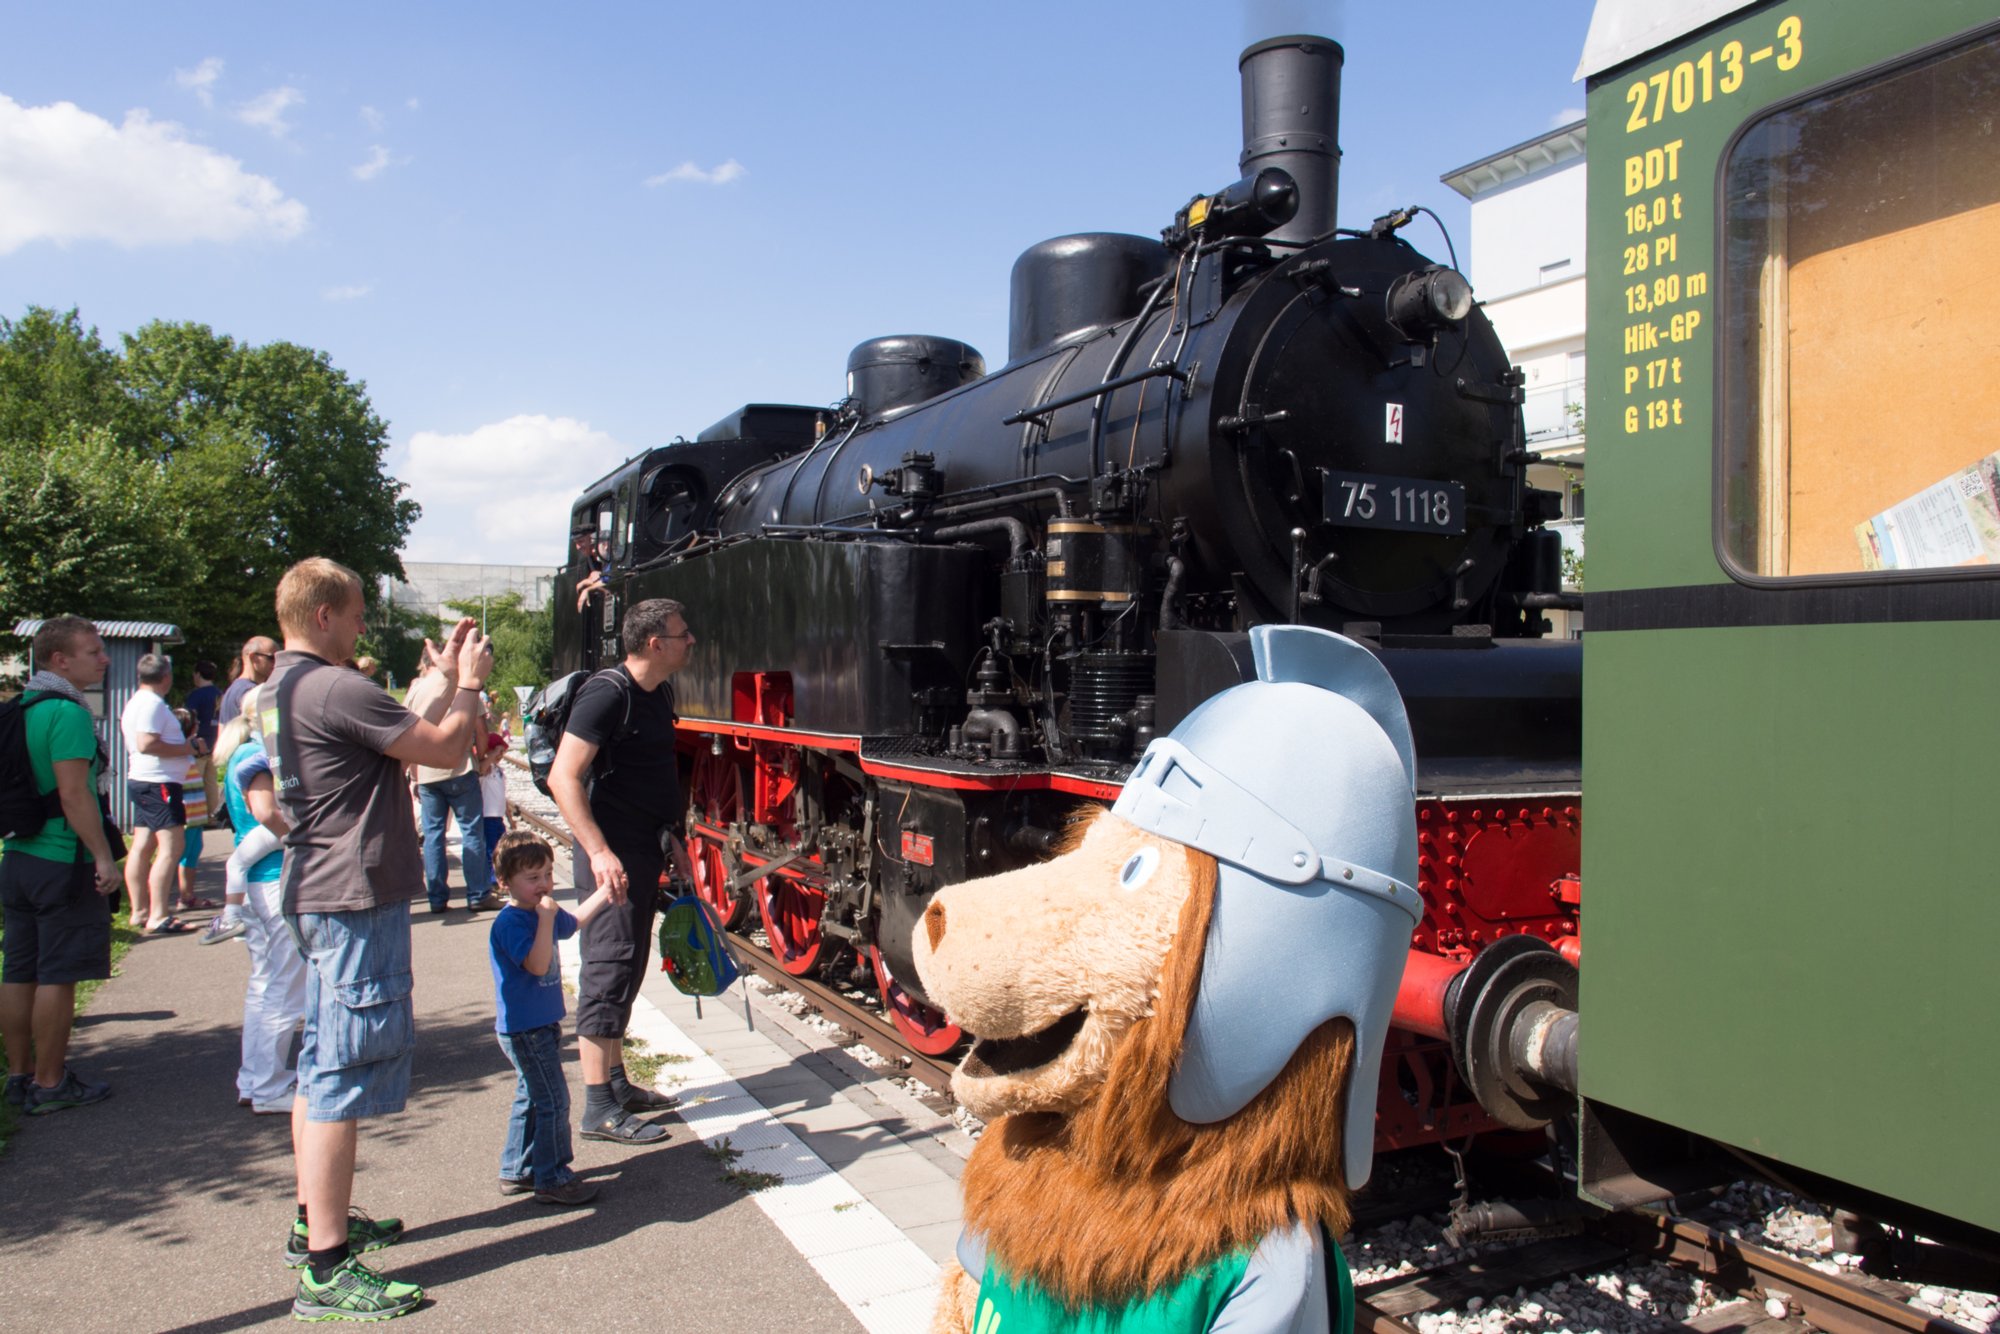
<box><xmin>522</xmin><ymin>669</ymin><xmax>632</xmax><ymax>797</ymax></box>
<box><xmin>0</xmin><ymin>694</ymin><xmax>68</xmax><ymax>841</ymax></box>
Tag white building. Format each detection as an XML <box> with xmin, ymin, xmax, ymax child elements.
<box><xmin>1442</xmin><ymin>120</ymin><xmax>1587</xmax><ymax>626</ymax></box>
<box><xmin>382</xmin><ymin>561</ymin><xmax>556</xmax><ymax>623</ymax></box>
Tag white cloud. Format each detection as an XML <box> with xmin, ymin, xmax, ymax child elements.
<box><xmin>1551</xmin><ymin>107</ymin><xmax>1585</xmax><ymax>129</ymax></box>
<box><xmin>644</xmin><ymin>158</ymin><xmax>745</xmax><ymax>187</ymax></box>
<box><xmin>405</xmin><ymin>97</ymin><xmax>421</xmax><ymax>111</ymax></box>
<box><xmin>398</xmin><ymin>415</ymin><xmax>633</xmax><ymax>563</ymax></box>
<box><xmin>175</xmin><ymin>57</ymin><xmax>224</xmax><ymax>106</ymax></box>
<box><xmin>359</xmin><ymin>104</ymin><xmax>385</xmax><ymax>131</ymax></box>
<box><xmin>0</xmin><ymin>95</ymin><xmax>307</xmax><ymax>254</ymax></box>
<box><xmin>235</xmin><ymin>85</ymin><xmax>303</xmax><ymax>138</ymax></box>
<box><xmin>351</xmin><ymin>144</ymin><xmax>392</xmax><ymax>181</ymax></box>
<box><xmin>322</xmin><ymin>282</ymin><xmax>373</xmax><ymax>301</ymax></box>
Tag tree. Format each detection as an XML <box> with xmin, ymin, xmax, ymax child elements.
<box><xmin>0</xmin><ymin>424</ymin><xmax>192</xmax><ymax>622</ymax></box>
<box><xmin>441</xmin><ymin>591</ymin><xmax>553</xmax><ymax>718</ymax></box>
<box><xmin>0</xmin><ymin>309</ymin><xmax>139</xmax><ymax>456</ymax></box>
<box><xmin>0</xmin><ymin>307</ymin><xmax>421</xmax><ymax>673</ymax></box>
<box><xmin>361</xmin><ymin>596</ymin><xmax>439</xmax><ymax>689</ymax></box>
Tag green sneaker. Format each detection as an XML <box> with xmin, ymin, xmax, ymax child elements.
<box><xmin>283</xmin><ymin>1209</ymin><xmax>406</xmax><ymax>1269</ymax></box>
<box><xmin>292</xmin><ymin>1253</ymin><xmax>421</xmax><ymax>1322</ymax></box>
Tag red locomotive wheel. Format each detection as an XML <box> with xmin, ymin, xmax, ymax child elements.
<box><xmin>868</xmin><ymin>945</ymin><xmax>964</xmax><ymax>1056</ymax></box>
<box><xmin>687</xmin><ymin>750</ymin><xmax>747</xmax><ymax>929</ymax></box>
<box><xmin>689</xmin><ymin>835</ymin><xmax>746</xmax><ymax>930</ymax></box>
<box><xmin>755</xmin><ymin>872</ymin><xmax>825</xmax><ymax>976</ymax></box>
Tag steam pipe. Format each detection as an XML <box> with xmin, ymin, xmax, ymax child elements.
<box><xmin>928</xmin><ymin>517</ymin><xmax>1031</xmax><ymax>564</ymax></box>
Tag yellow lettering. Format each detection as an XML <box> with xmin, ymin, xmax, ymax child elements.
<box><xmin>1777</xmin><ymin>15</ymin><xmax>1803</xmax><ymax>71</ymax></box>
<box><xmin>1624</xmin><ymin>366</ymin><xmax>1640</xmax><ymax>394</ymax></box>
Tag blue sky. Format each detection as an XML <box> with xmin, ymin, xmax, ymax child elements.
<box><xmin>1</xmin><ymin>1</ymin><xmax>1594</xmax><ymax>565</ymax></box>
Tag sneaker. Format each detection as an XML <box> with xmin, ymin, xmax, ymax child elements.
<box><xmin>533</xmin><ymin>1178</ymin><xmax>600</xmax><ymax>1207</ymax></box>
<box><xmin>3</xmin><ymin>1073</ymin><xmax>28</xmax><ymax>1109</ymax></box>
<box><xmin>498</xmin><ymin>1174</ymin><xmax>534</xmax><ymax>1196</ymax></box>
<box><xmin>198</xmin><ymin>915</ymin><xmax>249</xmax><ymax>946</ymax></box>
<box><xmin>465</xmin><ymin>897</ymin><xmax>495</xmax><ymax>913</ymax></box>
<box><xmin>284</xmin><ymin>1209</ymin><xmax>406</xmax><ymax>1269</ymax></box>
<box><xmin>292</xmin><ymin>1253</ymin><xmax>422</xmax><ymax>1322</ymax></box>
<box><xmin>23</xmin><ymin>1068</ymin><xmax>111</xmax><ymax>1115</ymax></box>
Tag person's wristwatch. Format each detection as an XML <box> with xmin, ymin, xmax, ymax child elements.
<box><xmin>457</xmin><ymin>682</ymin><xmax>486</xmax><ymax>693</ymax></box>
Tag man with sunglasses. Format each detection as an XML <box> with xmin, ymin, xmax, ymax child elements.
<box><xmin>547</xmin><ymin>598</ymin><xmax>697</xmax><ymax>1145</ymax></box>
<box><xmin>220</xmin><ymin>636</ymin><xmax>279</xmax><ymax>726</ymax></box>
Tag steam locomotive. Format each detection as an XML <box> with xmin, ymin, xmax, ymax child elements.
<box><xmin>553</xmin><ymin>35</ymin><xmax>1584</xmax><ymax>1156</ymax></box>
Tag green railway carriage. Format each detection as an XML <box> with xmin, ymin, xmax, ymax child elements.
<box><xmin>1578</xmin><ymin>0</ymin><xmax>2000</xmax><ymax>1244</ymax></box>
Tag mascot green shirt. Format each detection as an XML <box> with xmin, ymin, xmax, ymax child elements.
<box><xmin>962</xmin><ymin>1223</ymin><xmax>1355</xmax><ymax>1334</ymax></box>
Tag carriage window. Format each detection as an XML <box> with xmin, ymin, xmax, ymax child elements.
<box><xmin>1719</xmin><ymin>30</ymin><xmax>2000</xmax><ymax>579</ymax></box>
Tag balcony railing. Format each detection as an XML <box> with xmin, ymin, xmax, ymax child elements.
<box><xmin>1522</xmin><ymin>378</ymin><xmax>1585</xmax><ymax>444</ymax></box>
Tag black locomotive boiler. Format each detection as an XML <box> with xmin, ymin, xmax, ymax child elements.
<box><xmin>554</xmin><ymin>36</ymin><xmax>1584</xmax><ymax>1156</ymax></box>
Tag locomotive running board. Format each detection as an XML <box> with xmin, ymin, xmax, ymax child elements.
<box><xmin>676</xmin><ymin>717</ymin><xmax>1128</xmax><ymax>801</ymax></box>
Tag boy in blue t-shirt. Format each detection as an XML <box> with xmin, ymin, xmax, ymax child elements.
<box><xmin>489</xmin><ymin>831</ymin><xmax>613</xmax><ymax>1205</ymax></box>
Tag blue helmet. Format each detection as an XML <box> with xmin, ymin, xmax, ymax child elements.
<box><xmin>1111</xmin><ymin>625</ymin><xmax>1419</xmax><ymax>1188</ymax></box>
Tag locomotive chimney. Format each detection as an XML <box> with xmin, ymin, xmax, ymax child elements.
<box><xmin>1238</xmin><ymin>34</ymin><xmax>1343</xmax><ymax>246</ymax></box>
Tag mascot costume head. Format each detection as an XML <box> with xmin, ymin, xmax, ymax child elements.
<box><xmin>913</xmin><ymin>626</ymin><xmax>1420</xmax><ymax>1334</ymax></box>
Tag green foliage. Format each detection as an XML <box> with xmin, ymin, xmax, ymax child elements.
<box><xmin>1561</xmin><ymin>547</ymin><xmax>1585</xmax><ymax>591</ymax></box>
<box><xmin>0</xmin><ymin>424</ymin><xmax>190</xmax><ymax>621</ymax></box>
<box><xmin>0</xmin><ymin>306</ymin><xmax>420</xmax><ymax>673</ymax></box>
<box><xmin>441</xmin><ymin>589</ymin><xmax>554</xmax><ymax>715</ymax></box>
<box><xmin>362</xmin><ymin>597</ymin><xmax>441</xmax><ymax>689</ymax></box>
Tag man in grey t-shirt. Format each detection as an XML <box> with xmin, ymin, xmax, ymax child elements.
<box><xmin>264</xmin><ymin>557</ymin><xmax>493</xmax><ymax>1322</ymax></box>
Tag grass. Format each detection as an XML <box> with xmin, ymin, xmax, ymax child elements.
<box><xmin>0</xmin><ymin>914</ymin><xmax>139</xmax><ymax>1154</ymax></box>
<box><xmin>619</xmin><ymin>1034</ymin><xmax>688</xmax><ymax>1091</ymax></box>
<box><xmin>702</xmin><ymin>1134</ymin><xmax>783</xmax><ymax>1193</ymax></box>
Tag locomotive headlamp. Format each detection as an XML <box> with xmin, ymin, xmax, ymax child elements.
<box><xmin>1170</xmin><ymin>167</ymin><xmax>1298</xmax><ymax>246</ymax></box>
<box><xmin>1204</xmin><ymin>167</ymin><xmax>1299</xmax><ymax>238</ymax></box>
<box><xmin>1386</xmin><ymin>265</ymin><xmax>1475</xmax><ymax>339</ymax></box>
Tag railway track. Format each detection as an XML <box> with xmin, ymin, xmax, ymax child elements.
<box><xmin>1346</xmin><ymin>1202</ymin><xmax>1974</xmax><ymax>1334</ymax></box>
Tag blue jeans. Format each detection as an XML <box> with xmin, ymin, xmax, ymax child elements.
<box><xmin>497</xmin><ymin>1022</ymin><xmax>575</xmax><ymax>1189</ymax></box>
<box><xmin>288</xmin><ymin>900</ymin><xmax>414</xmax><ymax>1123</ymax></box>
<box><xmin>418</xmin><ymin>773</ymin><xmax>491</xmax><ymax>908</ymax></box>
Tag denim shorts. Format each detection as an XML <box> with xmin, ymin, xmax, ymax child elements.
<box><xmin>287</xmin><ymin>899</ymin><xmax>415</xmax><ymax>1123</ymax></box>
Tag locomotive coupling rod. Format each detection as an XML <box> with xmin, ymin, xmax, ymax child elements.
<box><xmin>1003</xmin><ymin>362</ymin><xmax>1189</xmax><ymax>425</ymax></box>
<box><xmin>728</xmin><ymin>849</ymin><xmax>804</xmax><ymax>894</ymax></box>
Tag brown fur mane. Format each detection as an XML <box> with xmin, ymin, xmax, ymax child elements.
<box><xmin>958</xmin><ymin>841</ymin><xmax>1355</xmax><ymax>1307</ymax></box>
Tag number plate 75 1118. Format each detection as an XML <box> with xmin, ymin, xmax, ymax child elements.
<box><xmin>1320</xmin><ymin>469</ymin><xmax>1467</xmax><ymax>535</ymax></box>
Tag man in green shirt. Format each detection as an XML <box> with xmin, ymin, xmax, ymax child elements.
<box><xmin>1</xmin><ymin>616</ymin><xmax>120</xmax><ymax>1116</ymax></box>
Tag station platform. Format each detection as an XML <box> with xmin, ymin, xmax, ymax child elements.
<box><xmin>0</xmin><ymin>849</ymin><xmax>963</xmax><ymax>1332</ymax></box>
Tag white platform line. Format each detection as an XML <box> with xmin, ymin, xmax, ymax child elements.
<box><xmin>558</xmin><ymin>937</ymin><xmax>941</xmax><ymax>1333</ymax></box>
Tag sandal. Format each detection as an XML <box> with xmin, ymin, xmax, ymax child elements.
<box><xmin>580</xmin><ymin>1113</ymin><xmax>669</xmax><ymax>1144</ymax></box>
<box><xmin>619</xmin><ymin>1086</ymin><xmax>680</xmax><ymax>1113</ymax></box>
<box><xmin>178</xmin><ymin>895</ymin><xmax>220</xmax><ymax>911</ymax></box>
<box><xmin>144</xmin><ymin>917</ymin><xmax>193</xmax><ymax>936</ymax></box>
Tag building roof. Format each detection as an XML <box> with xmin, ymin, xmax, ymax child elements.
<box><xmin>13</xmin><ymin>619</ymin><xmax>183</xmax><ymax>642</ymax></box>
<box><xmin>1442</xmin><ymin>121</ymin><xmax>1587</xmax><ymax>199</ymax></box>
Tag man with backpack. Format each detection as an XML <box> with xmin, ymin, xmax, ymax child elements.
<box><xmin>546</xmin><ymin>597</ymin><xmax>697</xmax><ymax>1144</ymax></box>
<box><xmin>1</xmin><ymin>616</ymin><xmax>120</xmax><ymax>1116</ymax></box>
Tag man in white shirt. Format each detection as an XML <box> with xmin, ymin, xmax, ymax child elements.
<box><xmin>121</xmin><ymin>653</ymin><xmax>207</xmax><ymax>933</ymax></box>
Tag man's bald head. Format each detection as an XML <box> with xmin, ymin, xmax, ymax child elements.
<box><xmin>241</xmin><ymin>635</ymin><xmax>279</xmax><ymax>684</ymax></box>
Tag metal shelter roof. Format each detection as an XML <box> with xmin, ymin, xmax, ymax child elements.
<box><xmin>13</xmin><ymin>619</ymin><xmax>183</xmax><ymax>642</ymax></box>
